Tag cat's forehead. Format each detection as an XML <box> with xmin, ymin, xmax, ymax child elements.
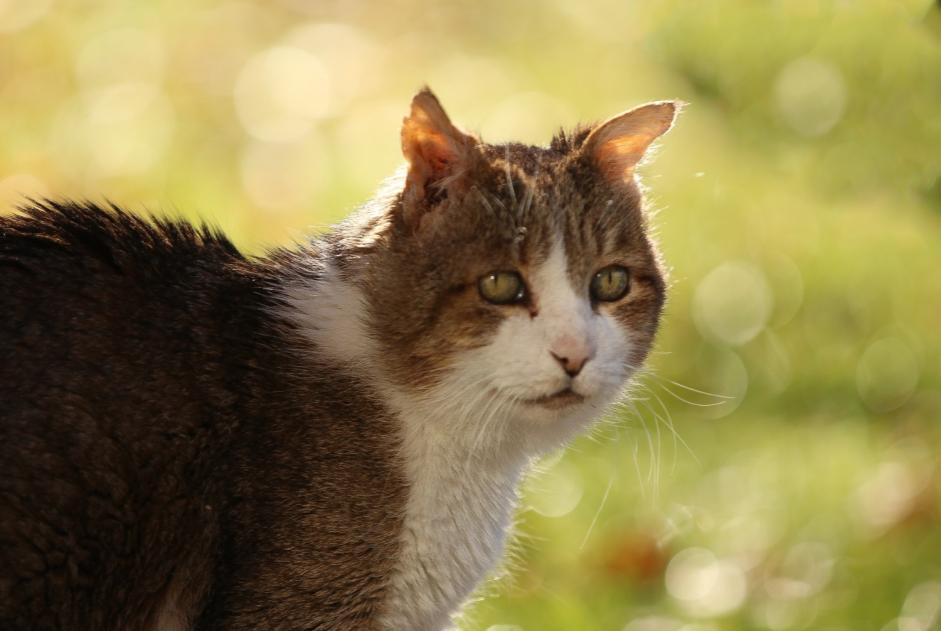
<box><xmin>473</xmin><ymin>142</ymin><xmax>577</xmax><ymax>233</ymax></box>
<box><xmin>479</xmin><ymin>141</ymin><xmax>579</xmax><ymax>192</ymax></box>
<box><xmin>481</xmin><ymin>142</ymin><xmax>563</xmax><ymax>176</ymax></box>
<box><xmin>472</xmin><ymin>140</ymin><xmax>647</xmax><ymax>263</ymax></box>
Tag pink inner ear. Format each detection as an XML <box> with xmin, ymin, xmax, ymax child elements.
<box><xmin>403</xmin><ymin>130</ymin><xmax>455</xmax><ymax>202</ymax></box>
<box><xmin>584</xmin><ymin>101</ymin><xmax>679</xmax><ymax>183</ymax></box>
<box><xmin>595</xmin><ymin>134</ymin><xmax>653</xmax><ymax>180</ymax></box>
<box><xmin>403</xmin><ymin>121</ymin><xmax>462</xmax><ymax>187</ymax></box>
<box><xmin>419</xmin><ymin>133</ymin><xmax>455</xmax><ymax>175</ymax></box>
<box><xmin>398</xmin><ymin>88</ymin><xmax>481</xmax><ymax>229</ymax></box>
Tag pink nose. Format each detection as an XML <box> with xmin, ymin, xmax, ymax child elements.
<box><xmin>549</xmin><ymin>336</ymin><xmax>592</xmax><ymax>377</ymax></box>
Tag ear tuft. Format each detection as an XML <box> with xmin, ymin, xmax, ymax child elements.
<box><xmin>400</xmin><ymin>87</ymin><xmax>477</xmax><ymax>228</ymax></box>
<box><xmin>582</xmin><ymin>100</ymin><xmax>683</xmax><ymax>184</ymax></box>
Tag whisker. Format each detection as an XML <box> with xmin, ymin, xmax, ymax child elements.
<box><xmin>635</xmin><ymin>401</ymin><xmax>657</xmax><ymax>492</ymax></box>
<box><xmin>475</xmin><ymin>187</ymin><xmax>496</xmax><ymax>216</ymax></box>
<box><xmin>632</xmin><ymin>435</ymin><xmax>646</xmax><ymax>500</ymax></box>
<box><xmin>503</xmin><ymin>146</ymin><xmax>517</xmax><ymax>206</ymax></box>
<box><xmin>660</xmin><ymin>377</ymin><xmax>734</xmax><ymax>400</ymax></box>
<box><xmin>520</xmin><ymin>185</ymin><xmax>534</xmax><ymax>218</ymax></box>
<box><xmin>656</xmin><ymin>383</ymin><xmax>729</xmax><ymax>408</ymax></box>
<box><xmin>645</xmin><ymin>388</ymin><xmax>700</xmax><ymax>466</ymax></box>
<box><xmin>579</xmin><ymin>475</ymin><xmax>614</xmax><ymax>551</ymax></box>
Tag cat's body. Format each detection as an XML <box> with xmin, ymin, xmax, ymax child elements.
<box><xmin>0</xmin><ymin>202</ymin><xmax>407</xmax><ymax>629</ymax></box>
<box><xmin>0</xmin><ymin>89</ymin><xmax>678</xmax><ymax>630</ymax></box>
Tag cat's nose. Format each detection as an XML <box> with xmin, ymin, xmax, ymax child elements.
<box><xmin>550</xmin><ymin>343</ymin><xmax>591</xmax><ymax>378</ymax></box>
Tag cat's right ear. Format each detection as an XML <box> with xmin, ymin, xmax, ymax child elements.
<box><xmin>400</xmin><ymin>87</ymin><xmax>478</xmax><ymax>231</ymax></box>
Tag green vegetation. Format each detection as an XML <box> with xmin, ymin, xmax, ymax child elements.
<box><xmin>2</xmin><ymin>1</ymin><xmax>939</xmax><ymax>629</ymax></box>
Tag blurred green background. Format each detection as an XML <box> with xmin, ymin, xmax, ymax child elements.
<box><xmin>3</xmin><ymin>1</ymin><xmax>941</xmax><ymax>629</ymax></box>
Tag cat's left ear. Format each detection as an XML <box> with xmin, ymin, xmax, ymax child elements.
<box><xmin>400</xmin><ymin>87</ymin><xmax>479</xmax><ymax>230</ymax></box>
<box><xmin>581</xmin><ymin>100</ymin><xmax>682</xmax><ymax>184</ymax></box>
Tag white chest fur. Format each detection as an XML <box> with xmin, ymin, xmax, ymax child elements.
<box><xmin>377</xmin><ymin>402</ymin><xmax>525</xmax><ymax>631</ymax></box>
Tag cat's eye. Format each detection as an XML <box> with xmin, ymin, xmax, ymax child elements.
<box><xmin>478</xmin><ymin>271</ymin><xmax>526</xmax><ymax>305</ymax></box>
<box><xmin>590</xmin><ymin>265</ymin><xmax>630</xmax><ymax>302</ymax></box>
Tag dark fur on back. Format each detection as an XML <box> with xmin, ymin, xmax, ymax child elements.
<box><xmin>0</xmin><ymin>201</ymin><xmax>406</xmax><ymax>630</ymax></box>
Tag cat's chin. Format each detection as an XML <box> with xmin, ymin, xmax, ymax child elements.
<box><xmin>517</xmin><ymin>399</ymin><xmax>587</xmax><ymax>424</ymax></box>
<box><xmin>508</xmin><ymin>377</ymin><xmax>631</xmax><ymax>448</ymax></box>
<box><xmin>510</xmin><ymin>389</ymin><xmax>617</xmax><ymax>452</ymax></box>
<box><xmin>521</xmin><ymin>387</ymin><xmax>586</xmax><ymax>410</ymax></box>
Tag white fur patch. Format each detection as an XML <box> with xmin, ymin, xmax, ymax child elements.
<box><xmin>377</xmin><ymin>381</ymin><xmax>524</xmax><ymax>631</ymax></box>
<box><xmin>279</xmin><ymin>261</ymin><xmax>373</xmax><ymax>367</ymax></box>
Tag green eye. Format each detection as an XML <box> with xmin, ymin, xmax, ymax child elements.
<box><xmin>590</xmin><ymin>265</ymin><xmax>630</xmax><ymax>302</ymax></box>
<box><xmin>478</xmin><ymin>271</ymin><xmax>526</xmax><ymax>305</ymax></box>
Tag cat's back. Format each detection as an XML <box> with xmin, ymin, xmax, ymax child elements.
<box><xmin>1</xmin><ymin>199</ymin><xmax>245</xmax><ymax>327</ymax></box>
<box><xmin>0</xmin><ymin>198</ymin><xmax>257</xmax><ymax>381</ymax></box>
<box><xmin>0</xmin><ymin>201</ymin><xmax>259</xmax><ymax>629</ymax></box>
<box><xmin>0</xmin><ymin>200</ymin><xmax>255</xmax><ymax>425</ymax></box>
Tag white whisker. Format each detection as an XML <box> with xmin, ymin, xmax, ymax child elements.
<box><xmin>503</xmin><ymin>146</ymin><xmax>517</xmax><ymax>206</ymax></box>
<box><xmin>579</xmin><ymin>475</ymin><xmax>613</xmax><ymax>551</ymax></box>
<box><xmin>646</xmin><ymin>387</ymin><xmax>699</xmax><ymax>465</ymax></box>
<box><xmin>660</xmin><ymin>377</ymin><xmax>734</xmax><ymax>400</ymax></box>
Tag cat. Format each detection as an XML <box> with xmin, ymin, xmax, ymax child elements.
<box><xmin>0</xmin><ymin>87</ymin><xmax>679</xmax><ymax>630</ymax></box>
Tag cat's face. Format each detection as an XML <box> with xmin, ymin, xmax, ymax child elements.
<box><xmin>364</xmin><ymin>90</ymin><xmax>676</xmax><ymax>451</ymax></box>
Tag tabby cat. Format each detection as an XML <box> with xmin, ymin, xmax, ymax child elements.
<box><xmin>0</xmin><ymin>88</ymin><xmax>679</xmax><ymax>630</ymax></box>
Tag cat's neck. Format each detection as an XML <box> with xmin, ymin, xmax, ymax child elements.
<box><xmin>380</xmin><ymin>388</ymin><xmax>527</xmax><ymax>630</ymax></box>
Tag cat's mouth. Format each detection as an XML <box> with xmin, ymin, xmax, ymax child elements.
<box><xmin>523</xmin><ymin>387</ymin><xmax>585</xmax><ymax>410</ymax></box>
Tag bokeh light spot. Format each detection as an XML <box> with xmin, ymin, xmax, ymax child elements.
<box><xmin>856</xmin><ymin>337</ymin><xmax>919</xmax><ymax>413</ymax></box>
<box><xmin>528</xmin><ymin>459</ymin><xmax>584</xmax><ymax>518</ymax></box>
<box><xmin>285</xmin><ymin>22</ymin><xmax>379</xmax><ymax>112</ymax></box>
<box><xmin>693</xmin><ymin>347</ymin><xmax>749</xmax><ymax>420</ymax></box>
<box><xmin>666</xmin><ymin>548</ymin><xmax>748</xmax><ymax>618</ymax></box>
<box><xmin>764</xmin><ymin>541</ymin><xmax>834</xmax><ymax>601</ymax></box>
<box><xmin>234</xmin><ymin>46</ymin><xmax>332</xmax><ymax>142</ymax></box>
<box><xmin>623</xmin><ymin>616</ymin><xmax>682</xmax><ymax>631</ymax></box>
<box><xmin>693</xmin><ymin>261</ymin><xmax>772</xmax><ymax>347</ymax></box>
<box><xmin>854</xmin><ymin>460</ymin><xmax>931</xmax><ymax>535</ymax></box>
<box><xmin>775</xmin><ymin>57</ymin><xmax>847</xmax><ymax>137</ymax></box>
<box><xmin>766</xmin><ymin>255</ymin><xmax>804</xmax><ymax>327</ymax></box>
<box><xmin>51</xmin><ymin>83</ymin><xmax>175</xmax><ymax>178</ymax></box>
<box><xmin>902</xmin><ymin>581</ymin><xmax>941</xmax><ymax>630</ymax></box>
<box><xmin>881</xmin><ymin>617</ymin><xmax>927</xmax><ymax>631</ymax></box>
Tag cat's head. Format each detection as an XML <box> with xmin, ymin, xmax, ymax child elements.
<box><xmin>341</xmin><ymin>88</ymin><xmax>679</xmax><ymax>453</ymax></box>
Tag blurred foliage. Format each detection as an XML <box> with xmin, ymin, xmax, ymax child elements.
<box><xmin>2</xmin><ymin>1</ymin><xmax>941</xmax><ymax>630</ymax></box>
